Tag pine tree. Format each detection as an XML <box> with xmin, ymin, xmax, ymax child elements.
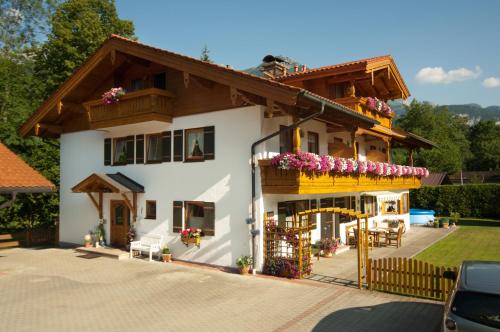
<box><xmin>200</xmin><ymin>44</ymin><xmax>211</xmax><ymax>62</ymax></box>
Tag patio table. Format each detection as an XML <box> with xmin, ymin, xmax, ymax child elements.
<box><xmin>368</xmin><ymin>228</ymin><xmax>388</xmax><ymax>247</ymax></box>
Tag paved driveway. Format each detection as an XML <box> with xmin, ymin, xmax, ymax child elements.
<box><xmin>0</xmin><ymin>248</ymin><xmax>442</xmax><ymax>332</ymax></box>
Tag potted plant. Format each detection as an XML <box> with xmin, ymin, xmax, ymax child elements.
<box><xmin>161</xmin><ymin>247</ymin><xmax>172</xmax><ymax>263</ymax></box>
<box><xmin>236</xmin><ymin>255</ymin><xmax>252</xmax><ymax>274</ymax></box>
<box><xmin>180</xmin><ymin>228</ymin><xmax>202</xmax><ymax>247</ymax></box>
<box><xmin>440</xmin><ymin>217</ymin><xmax>450</xmax><ymax>229</ymax></box>
<box><xmin>126</xmin><ymin>226</ymin><xmax>136</xmax><ymax>251</ymax></box>
<box><xmin>319</xmin><ymin>239</ymin><xmax>338</xmax><ymax>257</ymax></box>
<box><xmin>83</xmin><ymin>234</ymin><xmax>92</xmax><ymax>248</ymax></box>
<box><xmin>433</xmin><ymin>220</ymin><xmax>440</xmax><ymax>228</ymax></box>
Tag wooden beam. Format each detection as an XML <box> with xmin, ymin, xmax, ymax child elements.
<box><xmin>351</xmin><ymin>130</ymin><xmax>358</xmax><ymax>160</ymax></box>
<box><xmin>357</xmin><ymin>216</ymin><xmax>362</xmax><ymax>289</ymax></box>
<box><xmin>87</xmin><ymin>193</ymin><xmax>99</xmax><ymax>212</ymax></box>
<box><xmin>121</xmin><ymin>193</ymin><xmax>133</xmax><ymax>212</ymax></box>
<box><xmin>132</xmin><ymin>192</ymin><xmax>137</xmax><ymax>223</ymax></box>
<box><xmin>183</xmin><ymin>72</ymin><xmax>190</xmax><ymax>88</ymax></box>
<box><xmin>57</xmin><ymin>101</ymin><xmax>63</xmax><ymax>115</ymax></box>
<box><xmin>293</xmin><ymin>127</ymin><xmax>301</xmax><ymax>153</ymax></box>
<box><xmin>229</xmin><ymin>86</ymin><xmax>238</xmax><ymax>106</ymax></box>
<box><xmin>98</xmin><ymin>192</ymin><xmax>103</xmax><ymax>219</ymax></box>
<box><xmin>38</xmin><ymin>123</ymin><xmax>63</xmax><ymax>134</ymax></box>
<box><xmin>190</xmin><ymin>75</ymin><xmax>214</xmax><ymax>90</ymax></box>
<box><xmin>110</xmin><ymin>49</ymin><xmax>116</xmax><ymax>65</ymax></box>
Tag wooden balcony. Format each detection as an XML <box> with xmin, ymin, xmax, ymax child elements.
<box><xmin>335</xmin><ymin>96</ymin><xmax>392</xmax><ymax>128</ymax></box>
<box><xmin>259</xmin><ymin>160</ymin><xmax>421</xmax><ymax>195</ymax></box>
<box><xmin>83</xmin><ymin>88</ymin><xmax>174</xmax><ymax>129</ymax></box>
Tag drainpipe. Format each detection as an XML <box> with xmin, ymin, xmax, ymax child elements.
<box><xmin>250</xmin><ymin>96</ymin><xmax>326</xmax><ymax>274</ymax></box>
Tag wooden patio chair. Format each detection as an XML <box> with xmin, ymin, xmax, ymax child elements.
<box><xmin>385</xmin><ymin>225</ymin><xmax>403</xmax><ymax>248</ymax></box>
<box><xmin>352</xmin><ymin>228</ymin><xmax>374</xmax><ymax>250</ymax></box>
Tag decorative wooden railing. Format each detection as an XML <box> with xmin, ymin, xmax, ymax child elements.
<box><xmin>83</xmin><ymin>88</ymin><xmax>174</xmax><ymax>129</ymax></box>
<box><xmin>259</xmin><ymin>160</ymin><xmax>422</xmax><ymax>195</ymax></box>
<box><xmin>335</xmin><ymin>96</ymin><xmax>393</xmax><ymax>128</ymax></box>
<box><xmin>367</xmin><ymin>257</ymin><xmax>458</xmax><ymax>302</ymax></box>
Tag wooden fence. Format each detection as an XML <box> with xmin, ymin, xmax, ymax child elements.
<box><xmin>0</xmin><ymin>227</ymin><xmax>58</xmax><ymax>249</ymax></box>
<box><xmin>366</xmin><ymin>257</ymin><xmax>458</xmax><ymax>301</ymax></box>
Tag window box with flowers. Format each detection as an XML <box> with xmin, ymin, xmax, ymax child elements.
<box><xmin>180</xmin><ymin>228</ymin><xmax>202</xmax><ymax>247</ymax></box>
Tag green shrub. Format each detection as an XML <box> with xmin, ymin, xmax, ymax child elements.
<box><xmin>410</xmin><ymin>184</ymin><xmax>500</xmax><ymax>218</ymax></box>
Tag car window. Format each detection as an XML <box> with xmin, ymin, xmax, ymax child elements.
<box><xmin>451</xmin><ymin>291</ymin><xmax>500</xmax><ymax>328</ymax></box>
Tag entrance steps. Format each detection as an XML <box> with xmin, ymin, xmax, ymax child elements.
<box><xmin>75</xmin><ymin>246</ymin><xmax>129</xmax><ymax>260</ymax></box>
<box><xmin>335</xmin><ymin>245</ymin><xmax>350</xmax><ymax>255</ymax></box>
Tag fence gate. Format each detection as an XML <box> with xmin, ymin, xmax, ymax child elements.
<box><xmin>366</xmin><ymin>257</ymin><xmax>458</xmax><ymax>301</ymax></box>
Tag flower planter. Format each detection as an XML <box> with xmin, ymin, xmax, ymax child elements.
<box><xmin>162</xmin><ymin>254</ymin><xmax>172</xmax><ymax>263</ymax></box>
<box><xmin>239</xmin><ymin>266</ymin><xmax>250</xmax><ymax>275</ymax></box>
<box><xmin>84</xmin><ymin>242</ymin><xmax>92</xmax><ymax>248</ymax></box>
<box><xmin>322</xmin><ymin>250</ymin><xmax>333</xmax><ymax>258</ymax></box>
<box><xmin>181</xmin><ymin>236</ymin><xmax>200</xmax><ymax>247</ymax></box>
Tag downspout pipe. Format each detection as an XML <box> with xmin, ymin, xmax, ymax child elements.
<box><xmin>250</xmin><ymin>97</ymin><xmax>326</xmax><ymax>274</ymax></box>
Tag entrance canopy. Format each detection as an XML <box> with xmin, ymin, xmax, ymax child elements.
<box><xmin>71</xmin><ymin>172</ymin><xmax>144</xmax><ymax>221</ymax></box>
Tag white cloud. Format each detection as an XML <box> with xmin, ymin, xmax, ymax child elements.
<box><xmin>482</xmin><ymin>77</ymin><xmax>500</xmax><ymax>88</ymax></box>
<box><xmin>416</xmin><ymin>66</ymin><xmax>482</xmax><ymax>84</ymax></box>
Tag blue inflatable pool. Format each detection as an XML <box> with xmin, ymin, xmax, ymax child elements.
<box><xmin>410</xmin><ymin>208</ymin><xmax>435</xmax><ymax>225</ymax></box>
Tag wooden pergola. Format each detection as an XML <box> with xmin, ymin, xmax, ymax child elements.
<box><xmin>71</xmin><ymin>173</ymin><xmax>144</xmax><ymax>222</ymax></box>
<box><xmin>298</xmin><ymin>207</ymin><xmax>370</xmax><ymax>289</ymax></box>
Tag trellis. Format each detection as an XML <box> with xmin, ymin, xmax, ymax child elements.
<box><xmin>263</xmin><ymin>207</ymin><xmax>370</xmax><ymax>287</ymax></box>
<box><xmin>263</xmin><ymin>212</ymin><xmax>313</xmax><ymax>279</ymax></box>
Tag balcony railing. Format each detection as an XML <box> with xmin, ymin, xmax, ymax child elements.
<box><xmin>335</xmin><ymin>96</ymin><xmax>392</xmax><ymax>128</ymax></box>
<box><xmin>259</xmin><ymin>159</ymin><xmax>422</xmax><ymax>195</ymax></box>
<box><xmin>83</xmin><ymin>88</ymin><xmax>174</xmax><ymax>129</ymax></box>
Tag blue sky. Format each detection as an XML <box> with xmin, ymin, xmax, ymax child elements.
<box><xmin>116</xmin><ymin>0</ymin><xmax>500</xmax><ymax>107</ymax></box>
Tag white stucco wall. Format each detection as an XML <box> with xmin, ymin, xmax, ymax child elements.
<box><xmin>60</xmin><ymin>106</ymin><xmax>263</xmax><ymax>268</ymax></box>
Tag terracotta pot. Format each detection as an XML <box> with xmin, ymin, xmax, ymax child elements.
<box><xmin>162</xmin><ymin>254</ymin><xmax>172</xmax><ymax>263</ymax></box>
<box><xmin>84</xmin><ymin>242</ymin><xmax>92</xmax><ymax>248</ymax></box>
<box><xmin>443</xmin><ymin>223</ymin><xmax>449</xmax><ymax>229</ymax></box>
<box><xmin>322</xmin><ymin>250</ymin><xmax>333</xmax><ymax>258</ymax></box>
<box><xmin>239</xmin><ymin>265</ymin><xmax>250</xmax><ymax>275</ymax></box>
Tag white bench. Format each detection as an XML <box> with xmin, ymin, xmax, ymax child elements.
<box><xmin>130</xmin><ymin>233</ymin><xmax>163</xmax><ymax>262</ymax></box>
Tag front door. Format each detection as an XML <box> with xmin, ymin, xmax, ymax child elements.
<box><xmin>110</xmin><ymin>200</ymin><xmax>130</xmax><ymax>247</ymax></box>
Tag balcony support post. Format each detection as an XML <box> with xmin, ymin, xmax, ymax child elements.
<box><xmin>408</xmin><ymin>148</ymin><xmax>414</xmax><ymax>167</ymax></box>
<box><xmin>293</xmin><ymin>127</ymin><xmax>301</xmax><ymax>153</ymax></box>
<box><xmin>351</xmin><ymin>130</ymin><xmax>358</xmax><ymax>160</ymax></box>
<box><xmin>386</xmin><ymin>139</ymin><xmax>391</xmax><ymax>163</ymax></box>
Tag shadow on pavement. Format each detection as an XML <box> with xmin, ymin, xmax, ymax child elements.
<box><xmin>312</xmin><ymin>301</ymin><xmax>442</xmax><ymax>332</ymax></box>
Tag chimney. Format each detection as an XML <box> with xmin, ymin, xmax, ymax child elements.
<box><xmin>302</xmin><ymin>64</ymin><xmax>307</xmax><ymax>72</ymax></box>
<box><xmin>260</xmin><ymin>55</ymin><xmax>289</xmax><ymax>78</ymax></box>
<box><xmin>294</xmin><ymin>64</ymin><xmax>298</xmax><ymax>72</ymax></box>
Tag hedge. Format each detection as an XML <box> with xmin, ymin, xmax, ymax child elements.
<box><xmin>410</xmin><ymin>184</ymin><xmax>500</xmax><ymax>219</ymax></box>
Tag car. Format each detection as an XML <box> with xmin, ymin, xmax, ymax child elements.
<box><xmin>442</xmin><ymin>261</ymin><xmax>500</xmax><ymax>331</ymax></box>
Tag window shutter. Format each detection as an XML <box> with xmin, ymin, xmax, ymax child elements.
<box><xmin>104</xmin><ymin>138</ymin><xmax>111</xmax><ymax>166</ymax></box>
<box><xmin>173</xmin><ymin>130</ymin><xmax>183</xmax><ymax>162</ymax></box>
<box><xmin>203</xmin><ymin>202</ymin><xmax>215</xmax><ymax>236</ymax></box>
<box><xmin>173</xmin><ymin>201</ymin><xmax>183</xmax><ymax>233</ymax></box>
<box><xmin>136</xmin><ymin>135</ymin><xmax>144</xmax><ymax>164</ymax></box>
<box><xmin>162</xmin><ymin>131</ymin><xmax>171</xmax><ymax>162</ymax></box>
<box><xmin>203</xmin><ymin>126</ymin><xmax>215</xmax><ymax>160</ymax></box>
<box><xmin>125</xmin><ymin>136</ymin><xmax>134</xmax><ymax>164</ymax></box>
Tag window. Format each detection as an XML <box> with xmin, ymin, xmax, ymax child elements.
<box><xmin>451</xmin><ymin>291</ymin><xmax>500</xmax><ymax>329</ymax></box>
<box><xmin>185</xmin><ymin>128</ymin><xmax>205</xmax><ymax>161</ymax></box>
<box><xmin>307</xmin><ymin>131</ymin><xmax>319</xmax><ymax>154</ymax></box>
<box><xmin>382</xmin><ymin>200</ymin><xmax>398</xmax><ymax>214</ymax></box>
<box><xmin>129</xmin><ymin>79</ymin><xmax>144</xmax><ymax>92</ymax></box>
<box><xmin>279</xmin><ymin>125</ymin><xmax>293</xmax><ymax>153</ymax></box>
<box><xmin>113</xmin><ymin>137</ymin><xmax>128</xmax><ymax>165</ymax></box>
<box><xmin>361</xmin><ymin>196</ymin><xmax>376</xmax><ymax>217</ymax></box>
<box><xmin>146</xmin><ymin>134</ymin><xmax>162</xmax><ymax>163</ymax></box>
<box><xmin>185</xmin><ymin>201</ymin><xmax>215</xmax><ymax>236</ymax></box>
<box><xmin>277</xmin><ymin>200</ymin><xmax>314</xmax><ymax>229</ymax></box>
<box><xmin>330</xmin><ymin>84</ymin><xmax>345</xmax><ymax>99</ymax></box>
<box><xmin>145</xmin><ymin>200</ymin><xmax>156</xmax><ymax>219</ymax></box>
<box><xmin>153</xmin><ymin>72</ymin><xmax>166</xmax><ymax>90</ymax></box>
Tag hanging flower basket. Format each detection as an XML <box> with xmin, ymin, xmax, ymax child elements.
<box><xmin>102</xmin><ymin>87</ymin><xmax>125</xmax><ymax>105</ymax></box>
<box><xmin>180</xmin><ymin>228</ymin><xmax>202</xmax><ymax>247</ymax></box>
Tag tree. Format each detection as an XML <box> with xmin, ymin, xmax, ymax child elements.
<box><xmin>1</xmin><ymin>0</ymin><xmax>135</xmax><ymax>230</ymax></box>
<box><xmin>34</xmin><ymin>0</ymin><xmax>135</xmax><ymax>98</ymax></box>
<box><xmin>467</xmin><ymin>120</ymin><xmax>500</xmax><ymax>170</ymax></box>
<box><xmin>0</xmin><ymin>0</ymin><xmax>57</xmax><ymax>54</ymax></box>
<box><xmin>395</xmin><ymin>100</ymin><xmax>471</xmax><ymax>174</ymax></box>
<box><xmin>200</xmin><ymin>44</ymin><xmax>211</xmax><ymax>62</ymax></box>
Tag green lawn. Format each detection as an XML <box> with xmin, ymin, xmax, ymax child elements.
<box><xmin>415</xmin><ymin>226</ymin><xmax>500</xmax><ymax>267</ymax></box>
